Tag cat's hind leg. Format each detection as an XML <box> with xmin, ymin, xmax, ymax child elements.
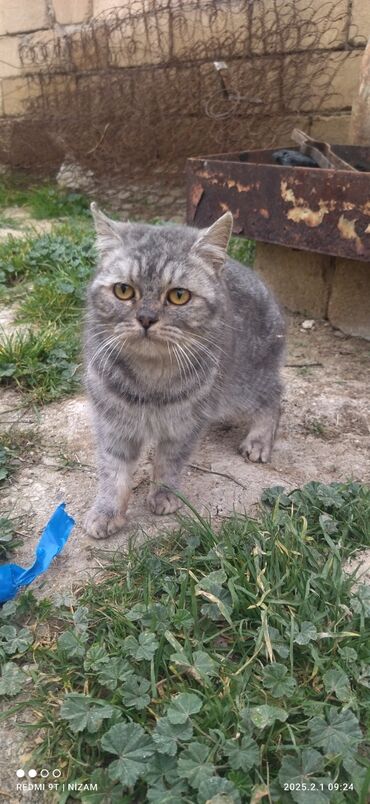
<box><xmin>238</xmin><ymin>406</ymin><xmax>280</xmax><ymax>464</ymax></box>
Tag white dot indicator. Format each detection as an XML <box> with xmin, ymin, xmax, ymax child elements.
<box><xmin>28</xmin><ymin>769</ymin><xmax>37</xmax><ymax>778</ymax></box>
<box><xmin>16</xmin><ymin>769</ymin><xmax>25</xmax><ymax>778</ymax></box>
<box><xmin>40</xmin><ymin>769</ymin><xmax>49</xmax><ymax>778</ymax></box>
<box><xmin>53</xmin><ymin>769</ymin><xmax>61</xmax><ymax>778</ymax></box>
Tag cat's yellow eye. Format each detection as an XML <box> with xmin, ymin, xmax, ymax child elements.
<box><xmin>113</xmin><ymin>283</ymin><xmax>135</xmax><ymax>301</ymax></box>
<box><xmin>167</xmin><ymin>288</ymin><xmax>191</xmax><ymax>306</ymax></box>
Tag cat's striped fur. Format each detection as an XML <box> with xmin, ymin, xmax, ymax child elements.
<box><xmin>84</xmin><ymin>204</ymin><xmax>285</xmax><ymax>538</ymax></box>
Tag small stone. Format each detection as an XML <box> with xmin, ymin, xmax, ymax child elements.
<box><xmin>301</xmin><ymin>319</ymin><xmax>315</xmax><ymax>330</ymax></box>
<box><xmin>41</xmin><ymin>455</ymin><xmax>57</xmax><ymax>467</ymax></box>
<box><xmin>333</xmin><ymin>329</ymin><xmax>346</xmax><ymax>338</ymax></box>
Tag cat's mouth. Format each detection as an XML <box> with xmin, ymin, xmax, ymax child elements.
<box><xmin>128</xmin><ymin>325</ymin><xmax>168</xmax><ymax>350</ymax></box>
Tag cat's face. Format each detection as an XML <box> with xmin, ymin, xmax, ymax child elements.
<box><xmin>87</xmin><ymin>206</ymin><xmax>233</xmax><ymax>361</ymax></box>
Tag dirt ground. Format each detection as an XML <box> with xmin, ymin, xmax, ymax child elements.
<box><xmin>0</xmin><ymin>211</ymin><xmax>370</xmax><ymax>802</ymax></box>
<box><xmin>1</xmin><ymin>316</ymin><xmax>369</xmax><ymax>599</ymax></box>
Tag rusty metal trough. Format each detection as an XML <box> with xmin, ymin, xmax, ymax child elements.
<box><xmin>186</xmin><ymin>147</ymin><xmax>370</xmax><ymax>262</ymax></box>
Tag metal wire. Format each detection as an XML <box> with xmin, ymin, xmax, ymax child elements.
<box><xmin>0</xmin><ymin>0</ymin><xmax>364</xmax><ymax>188</ymax></box>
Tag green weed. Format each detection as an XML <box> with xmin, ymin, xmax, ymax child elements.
<box><xmin>1</xmin><ymin>481</ymin><xmax>369</xmax><ymax>802</ymax></box>
<box><xmin>0</xmin><ymin>178</ymin><xmax>90</xmax><ymax>219</ymax></box>
<box><xmin>0</xmin><ymin>327</ymin><xmax>80</xmax><ymax>402</ymax></box>
<box><xmin>0</xmin><ymin>431</ymin><xmax>38</xmax><ymax>556</ymax></box>
<box><xmin>0</xmin><ymin>225</ymin><xmax>96</xmax><ymax>401</ymax></box>
<box><xmin>0</xmin><ymin>516</ymin><xmax>23</xmax><ymax>558</ymax></box>
<box><xmin>228</xmin><ymin>235</ymin><xmax>255</xmax><ymax>265</ymax></box>
<box><xmin>304</xmin><ymin>418</ymin><xmax>329</xmax><ymax>439</ymax></box>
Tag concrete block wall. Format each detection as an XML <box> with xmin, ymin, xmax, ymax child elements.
<box><xmin>255</xmin><ymin>243</ymin><xmax>370</xmax><ymax>340</ymax></box>
<box><xmin>0</xmin><ymin>0</ymin><xmax>368</xmax><ymax>128</ymax></box>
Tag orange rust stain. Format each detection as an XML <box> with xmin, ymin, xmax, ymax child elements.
<box><xmin>259</xmin><ymin>208</ymin><xmax>270</xmax><ymax>218</ymax></box>
<box><xmin>337</xmin><ymin>215</ymin><xmax>358</xmax><ymax>240</ymax></box>
<box><xmin>361</xmin><ymin>201</ymin><xmax>370</xmax><ymax>216</ymax></box>
<box><xmin>226</xmin><ymin>178</ymin><xmax>252</xmax><ymax>192</ymax></box>
<box><xmin>195</xmin><ymin>170</ymin><xmax>259</xmax><ymax>194</ymax></box>
<box><xmin>287</xmin><ymin>207</ymin><xmax>327</xmax><ymax>227</ymax></box>
<box><xmin>337</xmin><ymin>215</ymin><xmax>364</xmax><ymax>255</ymax></box>
<box><xmin>190</xmin><ymin>183</ymin><xmax>204</xmax><ymax>209</ymax></box>
<box><xmin>280</xmin><ymin>180</ymin><xmax>332</xmax><ymax>228</ymax></box>
<box><xmin>219</xmin><ymin>201</ymin><xmax>230</xmax><ymax>214</ymax></box>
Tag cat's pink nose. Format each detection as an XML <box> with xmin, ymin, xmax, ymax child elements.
<box><xmin>136</xmin><ymin>311</ymin><xmax>158</xmax><ymax>330</ymax></box>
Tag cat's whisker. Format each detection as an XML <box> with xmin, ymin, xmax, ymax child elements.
<box><xmin>190</xmin><ymin>332</ymin><xmax>230</xmax><ymax>358</ymax></box>
<box><xmin>178</xmin><ymin>342</ymin><xmax>209</xmax><ymax>388</ymax></box>
<box><xmin>180</xmin><ymin>337</ymin><xmax>220</xmax><ymax>367</ymax></box>
<box><xmin>175</xmin><ymin>343</ymin><xmax>202</xmax><ymax>390</ymax></box>
<box><xmin>93</xmin><ymin>333</ymin><xmax>125</xmax><ymax>375</ymax></box>
<box><xmin>99</xmin><ymin>335</ymin><xmax>125</xmax><ymax>377</ymax></box>
<box><xmin>89</xmin><ymin>335</ymin><xmax>119</xmax><ymax>371</ymax></box>
<box><xmin>171</xmin><ymin>344</ymin><xmax>186</xmax><ymax>392</ymax></box>
<box><xmin>174</xmin><ymin>333</ymin><xmax>221</xmax><ymax>371</ymax></box>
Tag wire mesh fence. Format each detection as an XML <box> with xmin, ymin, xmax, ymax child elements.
<box><xmin>0</xmin><ymin>0</ymin><xmax>364</xmax><ymax>193</ymax></box>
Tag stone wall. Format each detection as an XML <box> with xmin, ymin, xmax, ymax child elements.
<box><xmin>0</xmin><ymin>0</ymin><xmax>368</xmax><ymax>170</ymax></box>
<box><xmin>255</xmin><ymin>244</ymin><xmax>370</xmax><ymax>340</ymax></box>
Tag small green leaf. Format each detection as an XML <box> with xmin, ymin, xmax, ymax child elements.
<box><xmin>153</xmin><ymin>717</ymin><xmax>193</xmax><ymax>756</ymax></box>
<box><xmin>262</xmin><ymin>663</ymin><xmax>297</xmax><ymax>698</ymax></box>
<box><xmin>101</xmin><ymin>722</ymin><xmax>155</xmax><ymax>787</ymax></box>
<box><xmin>121</xmin><ymin>675</ymin><xmax>151</xmax><ymax>710</ymax></box>
<box><xmin>192</xmin><ymin>651</ymin><xmax>218</xmax><ymax>680</ymax></box>
<box><xmin>195</xmin><ymin>570</ymin><xmax>227</xmax><ymax>593</ymax></box>
<box><xmin>267</xmin><ymin>626</ymin><xmax>289</xmax><ymax>659</ymax></box>
<box><xmin>167</xmin><ymin>692</ymin><xmax>203</xmax><ymax>724</ymax></box>
<box><xmin>97</xmin><ymin>657</ymin><xmax>133</xmax><ymax>690</ymax></box>
<box><xmin>0</xmin><ymin>625</ymin><xmax>33</xmax><ymax>654</ymax></box>
<box><xmin>250</xmin><ymin>704</ymin><xmax>288</xmax><ymax>729</ymax></box>
<box><xmin>142</xmin><ymin>752</ymin><xmax>178</xmax><ymax>787</ymax></box>
<box><xmin>309</xmin><ymin>707</ymin><xmax>362</xmax><ymax>756</ymax></box>
<box><xmin>351</xmin><ymin>585</ymin><xmax>370</xmax><ymax>617</ymax></box>
<box><xmin>319</xmin><ymin>513</ymin><xmax>339</xmax><ymax>535</ymax></box>
<box><xmin>323</xmin><ymin>669</ymin><xmax>351</xmax><ymax>702</ymax></box>
<box><xmin>223</xmin><ymin>735</ymin><xmax>259</xmax><ymax>771</ymax></box>
<box><xmin>0</xmin><ymin>661</ymin><xmax>27</xmax><ymax>696</ymax></box>
<box><xmin>147</xmin><ymin>782</ymin><xmax>188</xmax><ymax>803</ymax></box>
<box><xmin>177</xmin><ymin>741</ymin><xmax>215</xmax><ymax>789</ymax></box>
<box><xmin>278</xmin><ymin>750</ymin><xmax>330</xmax><ymax>804</ymax></box>
<box><xmin>294</xmin><ymin>621</ymin><xmax>317</xmax><ymax>645</ymax></box>
<box><xmin>84</xmin><ymin>644</ymin><xmax>110</xmax><ymax>672</ymax></box>
<box><xmin>172</xmin><ymin>610</ymin><xmax>194</xmax><ymax>630</ymax></box>
<box><xmin>60</xmin><ymin>693</ymin><xmax>115</xmax><ymax>733</ymax></box>
<box><xmin>197</xmin><ymin>776</ymin><xmax>241</xmax><ymax>803</ymax></box>
<box><xmin>57</xmin><ymin>629</ymin><xmax>88</xmax><ymax>659</ymax></box>
<box><xmin>170</xmin><ymin>651</ymin><xmax>192</xmax><ymax>670</ymax></box>
<box><xmin>125</xmin><ymin>603</ymin><xmax>147</xmax><ymax>621</ymax></box>
<box><xmin>79</xmin><ymin>768</ymin><xmax>121</xmax><ymax>803</ymax></box>
<box><xmin>338</xmin><ymin>646</ymin><xmax>358</xmax><ymax>662</ymax></box>
<box><xmin>73</xmin><ymin>606</ymin><xmax>90</xmax><ymax>635</ymax></box>
<box><xmin>261</xmin><ymin>485</ymin><xmax>290</xmax><ymax>507</ymax></box>
<box><xmin>123</xmin><ymin>631</ymin><xmax>159</xmax><ymax>661</ymax></box>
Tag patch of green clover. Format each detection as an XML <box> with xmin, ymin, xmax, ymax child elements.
<box><xmin>0</xmin><ymin>481</ymin><xmax>369</xmax><ymax>802</ymax></box>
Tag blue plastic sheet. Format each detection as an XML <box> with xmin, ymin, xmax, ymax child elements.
<box><xmin>0</xmin><ymin>503</ymin><xmax>75</xmax><ymax>604</ymax></box>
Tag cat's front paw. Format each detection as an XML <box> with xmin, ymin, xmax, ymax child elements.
<box><xmin>148</xmin><ymin>488</ymin><xmax>182</xmax><ymax>515</ymax></box>
<box><xmin>84</xmin><ymin>507</ymin><xmax>126</xmax><ymax>539</ymax></box>
<box><xmin>238</xmin><ymin>435</ymin><xmax>272</xmax><ymax>463</ymax></box>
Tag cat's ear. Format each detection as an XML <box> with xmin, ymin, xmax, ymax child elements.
<box><xmin>90</xmin><ymin>202</ymin><xmax>126</xmax><ymax>251</ymax></box>
<box><xmin>191</xmin><ymin>212</ymin><xmax>233</xmax><ymax>271</ymax></box>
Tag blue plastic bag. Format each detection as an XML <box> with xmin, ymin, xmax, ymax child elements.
<box><xmin>0</xmin><ymin>503</ymin><xmax>75</xmax><ymax>604</ymax></box>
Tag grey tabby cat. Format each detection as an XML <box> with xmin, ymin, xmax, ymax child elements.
<box><xmin>84</xmin><ymin>203</ymin><xmax>285</xmax><ymax>539</ymax></box>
